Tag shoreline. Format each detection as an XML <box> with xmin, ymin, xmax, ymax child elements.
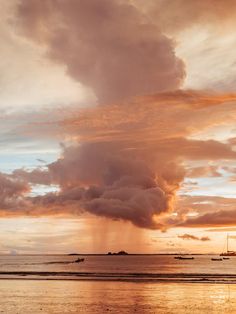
<box><xmin>1</xmin><ymin>271</ymin><xmax>236</xmax><ymax>283</ymax></box>
<box><xmin>0</xmin><ymin>253</ymin><xmax>220</xmax><ymax>256</ymax></box>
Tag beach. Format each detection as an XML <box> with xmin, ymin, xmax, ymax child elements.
<box><xmin>1</xmin><ymin>280</ymin><xmax>236</xmax><ymax>313</ymax></box>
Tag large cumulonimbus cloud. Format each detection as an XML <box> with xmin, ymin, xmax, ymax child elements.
<box><xmin>0</xmin><ymin>1</ymin><xmax>235</xmax><ymax>230</ymax></box>
<box><xmin>17</xmin><ymin>0</ymin><xmax>185</xmax><ymax>103</ymax></box>
<box><xmin>8</xmin><ymin>91</ymin><xmax>236</xmax><ymax>229</ymax></box>
<box><xmin>8</xmin><ymin>0</ymin><xmax>185</xmax><ymax>229</ymax></box>
<box><xmin>38</xmin><ymin>142</ymin><xmax>185</xmax><ymax>229</ymax></box>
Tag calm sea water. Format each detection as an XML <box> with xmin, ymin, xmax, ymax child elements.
<box><xmin>0</xmin><ymin>255</ymin><xmax>236</xmax><ymax>282</ymax></box>
<box><xmin>1</xmin><ymin>256</ymin><xmax>236</xmax><ymax>313</ymax></box>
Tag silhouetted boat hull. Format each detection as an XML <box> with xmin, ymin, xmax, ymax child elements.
<box><xmin>174</xmin><ymin>256</ymin><xmax>194</xmax><ymax>260</ymax></box>
<box><xmin>74</xmin><ymin>258</ymin><xmax>85</xmax><ymax>263</ymax></box>
<box><xmin>211</xmin><ymin>258</ymin><xmax>222</xmax><ymax>261</ymax></box>
<box><xmin>220</xmin><ymin>252</ymin><xmax>236</xmax><ymax>256</ymax></box>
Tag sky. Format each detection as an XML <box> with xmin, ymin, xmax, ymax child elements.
<box><xmin>1</xmin><ymin>0</ymin><xmax>236</xmax><ymax>254</ymax></box>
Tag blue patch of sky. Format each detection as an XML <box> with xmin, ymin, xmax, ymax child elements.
<box><xmin>0</xmin><ymin>149</ymin><xmax>59</xmax><ymax>173</ymax></box>
<box><xmin>181</xmin><ymin>175</ymin><xmax>236</xmax><ymax>198</ymax></box>
<box><xmin>29</xmin><ymin>184</ymin><xmax>59</xmax><ymax>196</ymax></box>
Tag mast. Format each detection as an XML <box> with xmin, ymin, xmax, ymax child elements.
<box><xmin>227</xmin><ymin>233</ymin><xmax>229</xmax><ymax>253</ymax></box>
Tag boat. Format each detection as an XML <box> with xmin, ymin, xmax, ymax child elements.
<box><xmin>223</xmin><ymin>257</ymin><xmax>230</xmax><ymax>260</ymax></box>
<box><xmin>211</xmin><ymin>258</ymin><xmax>222</xmax><ymax>261</ymax></box>
<box><xmin>174</xmin><ymin>256</ymin><xmax>194</xmax><ymax>260</ymax></box>
<box><xmin>74</xmin><ymin>258</ymin><xmax>85</xmax><ymax>263</ymax></box>
<box><xmin>220</xmin><ymin>234</ymin><xmax>236</xmax><ymax>256</ymax></box>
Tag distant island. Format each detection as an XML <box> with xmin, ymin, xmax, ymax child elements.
<box><xmin>67</xmin><ymin>252</ymin><xmax>208</xmax><ymax>256</ymax></box>
<box><xmin>107</xmin><ymin>250</ymin><xmax>128</xmax><ymax>255</ymax></box>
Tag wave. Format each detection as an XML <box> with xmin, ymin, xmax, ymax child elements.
<box><xmin>1</xmin><ymin>271</ymin><xmax>236</xmax><ymax>283</ymax></box>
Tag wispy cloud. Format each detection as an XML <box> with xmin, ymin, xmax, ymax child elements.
<box><xmin>178</xmin><ymin>233</ymin><xmax>210</xmax><ymax>241</ymax></box>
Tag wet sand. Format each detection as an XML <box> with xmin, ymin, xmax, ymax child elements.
<box><xmin>0</xmin><ymin>280</ymin><xmax>236</xmax><ymax>313</ymax></box>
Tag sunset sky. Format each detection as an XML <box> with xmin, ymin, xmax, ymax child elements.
<box><xmin>1</xmin><ymin>0</ymin><xmax>236</xmax><ymax>254</ymax></box>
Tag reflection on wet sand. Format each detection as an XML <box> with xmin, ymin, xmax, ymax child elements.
<box><xmin>0</xmin><ymin>280</ymin><xmax>235</xmax><ymax>314</ymax></box>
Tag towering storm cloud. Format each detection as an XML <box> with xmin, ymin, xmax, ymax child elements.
<box><xmin>7</xmin><ymin>91</ymin><xmax>236</xmax><ymax>229</ymax></box>
<box><xmin>0</xmin><ymin>0</ymin><xmax>235</xmax><ymax>233</ymax></box>
<box><xmin>17</xmin><ymin>0</ymin><xmax>185</xmax><ymax>103</ymax></box>
<box><xmin>39</xmin><ymin>141</ymin><xmax>185</xmax><ymax>229</ymax></box>
<box><xmin>4</xmin><ymin>0</ymin><xmax>184</xmax><ymax>228</ymax></box>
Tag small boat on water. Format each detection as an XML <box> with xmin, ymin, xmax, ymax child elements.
<box><xmin>211</xmin><ymin>258</ymin><xmax>222</xmax><ymax>261</ymax></box>
<box><xmin>74</xmin><ymin>258</ymin><xmax>85</xmax><ymax>263</ymax></box>
<box><xmin>220</xmin><ymin>234</ymin><xmax>236</xmax><ymax>256</ymax></box>
<box><xmin>174</xmin><ymin>256</ymin><xmax>194</xmax><ymax>260</ymax></box>
<box><xmin>223</xmin><ymin>257</ymin><xmax>230</xmax><ymax>260</ymax></box>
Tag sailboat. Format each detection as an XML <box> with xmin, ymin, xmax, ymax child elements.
<box><xmin>220</xmin><ymin>234</ymin><xmax>236</xmax><ymax>256</ymax></box>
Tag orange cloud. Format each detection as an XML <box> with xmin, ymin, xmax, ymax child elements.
<box><xmin>187</xmin><ymin>166</ymin><xmax>222</xmax><ymax>178</ymax></box>
<box><xmin>2</xmin><ymin>1</ymin><xmax>236</xmax><ymax>231</ymax></box>
<box><xmin>181</xmin><ymin>210</ymin><xmax>236</xmax><ymax>228</ymax></box>
<box><xmin>64</xmin><ymin>90</ymin><xmax>236</xmax><ymax>145</ymax></box>
<box><xmin>1</xmin><ymin>90</ymin><xmax>234</xmax><ymax>230</ymax></box>
<box><xmin>178</xmin><ymin>234</ymin><xmax>210</xmax><ymax>241</ymax></box>
<box><xmin>139</xmin><ymin>0</ymin><xmax>236</xmax><ymax>34</ymax></box>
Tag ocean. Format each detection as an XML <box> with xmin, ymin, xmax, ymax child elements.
<box><xmin>1</xmin><ymin>255</ymin><xmax>236</xmax><ymax>313</ymax></box>
<box><xmin>0</xmin><ymin>254</ymin><xmax>236</xmax><ymax>283</ymax></box>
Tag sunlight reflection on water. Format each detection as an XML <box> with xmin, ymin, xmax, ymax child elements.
<box><xmin>0</xmin><ymin>280</ymin><xmax>236</xmax><ymax>313</ymax></box>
